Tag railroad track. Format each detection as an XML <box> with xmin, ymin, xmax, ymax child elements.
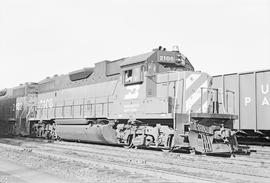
<box><xmin>0</xmin><ymin>137</ymin><xmax>270</xmax><ymax>183</ymax></box>
<box><xmin>0</xmin><ymin>139</ymin><xmax>215</xmax><ymax>183</ymax></box>
<box><xmin>248</xmin><ymin>145</ymin><xmax>270</xmax><ymax>159</ymax></box>
<box><xmin>249</xmin><ymin>145</ymin><xmax>270</xmax><ymax>153</ymax></box>
<box><xmin>22</xmin><ymin>137</ymin><xmax>270</xmax><ymax>167</ymax></box>
<box><xmin>3</xmin><ymin>137</ymin><xmax>270</xmax><ymax>168</ymax></box>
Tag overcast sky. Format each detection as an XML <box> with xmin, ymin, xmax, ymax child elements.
<box><xmin>0</xmin><ymin>0</ymin><xmax>269</xmax><ymax>89</ymax></box>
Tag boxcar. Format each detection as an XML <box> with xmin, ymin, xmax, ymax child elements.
<box><xmin>212</xmin><ymin>69</ymin><xmax>270</xmax><ymax>138</ymax></box>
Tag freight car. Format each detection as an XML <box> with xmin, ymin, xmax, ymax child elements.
<box><xmin>0</xmin><ymin>83</ymin><xmax>38</xmax><ymax>136</ymax></box>
<box><xmin>212</xmin><ymin>69</ymin><xmax>270</xmax><ymax>145</ymax></box>
<box><xmin>1</xmin><ymin>46</ymin><xmax>240</xmax><ymax>156</ymax></box>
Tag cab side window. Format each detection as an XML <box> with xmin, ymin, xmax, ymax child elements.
<box><xmin>124</xmin><ymin>70</ymin><xmax>133</xmax><ymax>83</ymax></box>
<box><xmin>123</xmin><ymin>66</ymin><xmax>143</xmax><ymax>85</ymax></box>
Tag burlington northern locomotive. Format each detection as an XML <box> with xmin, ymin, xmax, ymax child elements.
<box><xmin>0</xmin><ymin>46</ymin><xmax>240</xmax><ymax>156</ymax></box>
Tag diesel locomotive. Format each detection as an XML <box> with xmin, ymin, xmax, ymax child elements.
<box><xmin>0</xmin><ymin>83</ymin><xmax>37</xmax><ymax>136</ymax></box>
<box><xmin>0</xmin><ymin>46</ymin><xmax>239</xmax><ymax>156</ymax></box>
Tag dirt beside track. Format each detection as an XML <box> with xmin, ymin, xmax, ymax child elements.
<box><xmin>0</xmin><ymin>137</ymin><xmax>270</xmax><ymax>183</ymax></box>
<box><xmin>0</xmin><ymin>157</ymin><xmax>70</xmax><ymax>183</ymax></box>
<box><xmin>0</xmin><ymin>147</ymin><xmax>167</xmax><ymax>183</ymax></box>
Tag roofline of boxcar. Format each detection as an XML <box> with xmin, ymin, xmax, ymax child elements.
<box><xmin>213</xmin><ymin>69</ymin><xmax>270</xmax><ymax>77</ymax></box>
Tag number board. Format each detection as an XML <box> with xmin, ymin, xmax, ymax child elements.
<box><xmin>157</xmin><ymin>52</ymin><xmax>176</xmax><ymax>64</ymax></box>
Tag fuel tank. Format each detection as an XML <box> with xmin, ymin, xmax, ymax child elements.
<box><xmin>55</xmin><ymin>119</ymin><xmax>118</xmax><ymax>144</ymax></box>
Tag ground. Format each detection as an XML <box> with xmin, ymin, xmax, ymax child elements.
<box><xmin>0</xmin><ymin>138</ymin><xmax>270</xmax><ymax>183</ymax></box>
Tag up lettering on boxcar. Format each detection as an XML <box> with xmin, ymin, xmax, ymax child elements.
<box><xmin>261</xmin><ymin>84</ymin><xmax>269</xmax><ymax>94</ymax></box>
<box><xmin>244</xmin><ymin>97</ymin><xmax>252</xmax><ymax>106</ymax></box>
<box><xmin>262</xmin><ymin>97</ymin><xmax>269</xmax><ymax>106</ymax></box>
<box><xmin>261</xmin><ymin>84</ymin><xmax>269</xmax><ymax>106</ymax></box>
<box><xmin>244</xmin><ymin>84</ymin><xmax>270</xmax><ymax>106</ymax></box>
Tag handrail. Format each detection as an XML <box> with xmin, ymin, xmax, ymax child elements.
<box><xmin>200</xmin><ymin>87</ymin><xmax>219</xmax><ymax>113</ymax></box>
<box><xmin>225</xmin><ymin>89</ymin><xmax>235</xmax><ymax>114</ymax></box>
<box><xmin>199</xmin><ymin>87</ymin><xmax>236</xmax><ymax>114</ymax></box>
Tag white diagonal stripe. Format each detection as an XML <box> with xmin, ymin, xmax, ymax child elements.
<box><xmin>202</xmin><ymin>100</ymin><xmax>209</xmax><ymax>113</ymax></box>
<box><xmin>186</xmin><ymin>80</ymin><xmax>208</xmax><ymax>112</ymax></box>
<box><xmin>185</xmin><ymin>74</ymin><xmax>201</xmax><ymax>90</ymax></box>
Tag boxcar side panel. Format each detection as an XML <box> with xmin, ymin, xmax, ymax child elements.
<box><xmin>256</xmin><ymin>71</ymin><xmax>270</xmax><ymax>130</ymax></box>
<box><xmin>239</xmin><ymin>73</ymin><xmax>256</xmax><ymax>129</ymax></box>
<box><xmin>214</xmin><ymin>70</ymin><xmax>270</xmax><ymax>131</ymax></box>
<box><xmin>224</xmin><ymin>74</ymin><xmax>239</xmax><ymax>129</ymax></box>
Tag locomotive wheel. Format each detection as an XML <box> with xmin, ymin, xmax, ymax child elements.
<box><xmin>56</xmin><ymin>136</ymin><xmax>62</xmax><ymax>141</ymax></box>
<box><xmin>195</xmin><ymin>150</ymin><xmax>202</xmax><ymax>155</ymax></box>
<box><xmin>161</xmin><ymin>147</ymin><xmax>174</xmax><ymax>153</ymax></box>
<box><xmin>161</xmin><ymin>134</ymin><xmax>174</xmax><ymax>152</ymax></box>
<box><xmin>124</xmin><ymin>135</ymin><xmax>134</xmax><ymax>148</ymax></box>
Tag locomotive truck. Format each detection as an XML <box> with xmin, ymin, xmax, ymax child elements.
<box><xmin>0</xmin><ymin>46</ymin><xmax>239</xmax><ymax>156</ymax></box>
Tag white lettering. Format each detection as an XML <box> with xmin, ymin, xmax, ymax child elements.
<box><xmin>244</xmin><ymin>97</ymin><xmax>251</xmax><ymax>106</ymax></box>
<box><xmin>16</xmin><ymin>102</ymin><xmax>23</xmax><ymax>111</ymax></box>
<box><xmin>262</xmin><ymin>97</ymin><xmax>270</xmax><ymax>106</ymax></box>
<box><xmin>261</xmin><ymin>84</ymin><xmax>269</xmax><ymax>94</ymax></box>
<box><xmin>46</xmin><ymin>98</ymin><xmax>53</xmax><ymax>108</ymax></box>
<box><xmin>159</xmin><ymin>56</ymin><xmax>174</xmax><ymax>62</ymax></box>
<box><xmin>123</xmin><ymin>104</ymin><xmax>139</xmax><ymax>112</ymax></box>
<box><xmin>39</xmin><ymin>98</ymin><xmax>53</xmax><ymax>108</ymax></box>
